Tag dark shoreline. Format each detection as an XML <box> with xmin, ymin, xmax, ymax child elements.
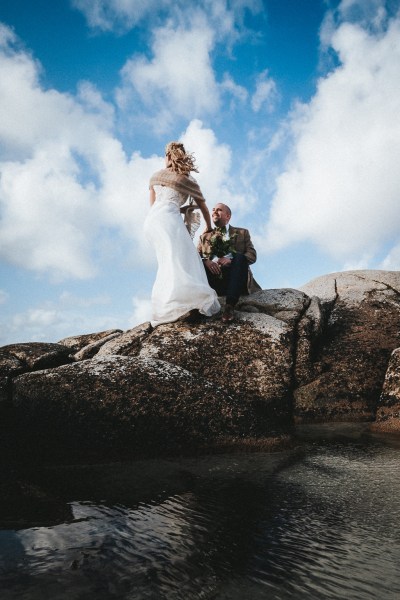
<box><xmin>2</xmin><ymin>422</ymin><xmax>399</xmax><ymax>531</ymax></box>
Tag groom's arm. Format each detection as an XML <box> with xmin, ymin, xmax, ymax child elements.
<box><xmin>233</xmin><ymin>228</ymin><xmax>257</xmax><ymax>265</ymax></box>
<box><xmin>243</xmin><ymin>229</ymin><xmax>257</xmax><ymax>265</ymax></box>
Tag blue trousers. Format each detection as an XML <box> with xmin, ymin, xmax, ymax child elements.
<box><xmin>204</xmin><ymin>253</ymin><xmax>249</xmax><ymax>306</ymax></box>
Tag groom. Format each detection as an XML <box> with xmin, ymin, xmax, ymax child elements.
<box><xmin>197</xmin><ymin>203</ymin><xmax>261</xmax><ymax>322</ymax></box>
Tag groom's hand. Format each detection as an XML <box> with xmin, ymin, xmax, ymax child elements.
<box><xmin>217</xmin><ymin>257</ymin><xmax>232</xmax><ymax>267</ymax></box>
<box><xmin>204</xmin><ymin>259</ymin><xmax>221</xmax><ymax>276</ymax></box>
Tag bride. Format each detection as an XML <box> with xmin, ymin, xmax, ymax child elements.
<box><xmin>144</xmin><ymin>141</ymin><xmax>221</xmax><ymax>327</ymax></box>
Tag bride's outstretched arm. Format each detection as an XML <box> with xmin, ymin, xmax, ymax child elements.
<box><xmin>197</xmin><ymin>199</ymin><xmax>212</xmax><ymax>232</ymax></box>
<box><xmin>149</xmin><ymin>186</ymin><xmax>156</xmax><ymax>206</ymax></box>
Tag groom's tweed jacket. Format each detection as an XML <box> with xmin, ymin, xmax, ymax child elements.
<box><xmin>197</xmin><ymin>225</ymin><xmax>261</xmax><ymax>294</ymax></box>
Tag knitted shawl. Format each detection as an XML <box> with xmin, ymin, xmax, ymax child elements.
<box><xmin>149</xmin><ymin>168</ymin><xmax>206</xmax><ymax>204</ymax></box>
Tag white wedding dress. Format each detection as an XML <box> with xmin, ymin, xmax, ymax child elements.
<box><xmin>144</xmin><ymin>184</ymin><xmax>220</xmax><ymax>327</ymax></box>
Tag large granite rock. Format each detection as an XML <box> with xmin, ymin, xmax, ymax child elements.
<box><xmin>99</xmin><ymin>290</ymin><xmax>322</xmax><ymax>433</ymax></box>
<box><xmin>137</xmin><ymin>315</ymin><xmax>294</xmax><ymax>432</ymax></box>
<box><xmin>0</xmin><ymin>343</ymin><xmax>74</xmax><ymax>463</ymax></box>
<box><xmin>12</xmin><ymin>355</ymin><xmax>286</xmax><ymax>462</ymax></box>
<box><xmin>372</xmin><ymin>347</ymin><xmax>400</xmax><ymax>433</ymax></box>
<box><xmin>97</xmin><ymin>322</ymin><xmax>153</xmax><ymax>357</ymax></box>
<box><xmin>3</xmin><ymin>270</ymin><xmax>400</xmax><ymax>464</ymax></box>
<box><xmin>0</xmin><ymin>343</ymin><xmax>72</xmax><ymax>405</ymax></box>
<box><xmin>296</xmin><ymin>270</ymin><xmax>400</xmax><ymax>422</ymax></box>
<box><xmin>58</xmin><ymin>329</ymin><xmax>123</xmax><ymax>352</ymax></box>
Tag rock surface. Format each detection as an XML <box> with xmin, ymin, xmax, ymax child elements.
<box><xmin>12</xmin><ymin>355</ymin><xmax>284</xmax><ymax>462</ymax></box>
<box><xmin>0</xmin><ymin>343</ymin><xmax>72</xmax><ymax>405</ymax></box>
<box><xmin>58</xmin><ymin>329</ymin><xmax>123</xmax><ymax>352</ymax></box>
<box><xmin>139</xmin><ymin>314</ymin><xmax>294</xmax><ymax>432</ymax></box>
<box><xmin>372</xmin><ymin>348</ymin><xmax>400</xmax><ymax>433</ymax></box>
<box><xmin>296</xmin><ymin>270</ymin><xmax>400</xmax><ymax>422</ymax></box>
<box><xmin>2</xmin><ymin>270</ymin><xmax>400</xmax><ymax>463</ymax></box>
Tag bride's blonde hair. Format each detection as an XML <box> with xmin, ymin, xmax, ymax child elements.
<box><xmin>165</xmin><ymin>141</ymin><xmax>199</xmax><ymax>174</ymax></box>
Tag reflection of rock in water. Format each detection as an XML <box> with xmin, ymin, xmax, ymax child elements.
<box><xmin>1</xmin><ymin>428</ymin><xmax>400</xmax><ymax>599</ymax></box>
<box><xmin>0</xmin><ymin>467</ymin><xmax>73</xmax><ymax>529</ymax></box>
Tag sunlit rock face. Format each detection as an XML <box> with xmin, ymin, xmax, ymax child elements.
<box><xmin>296</xmin><ymin>270</ymin><xmax>400</xmax><ymax>423</ymax></box>
<box><xmin>58</xmin><ymin>329</ymin><xmax>123</xmax><ymax>360</ymax></box>
<box><xmin>373</xmin><ymin>348</ymin><xmax>400</xmax><ymax>433</ymax></box>
<box><xmin>3</xmin><ymin>270</ymin><xmax>400</xmax><ymax>463</ymax></box>
<box><xmin>138</xmin><ymin>314</ymin><xmax>294</xmax><ymax>431</ymax></box>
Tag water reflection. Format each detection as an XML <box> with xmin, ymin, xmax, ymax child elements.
<box><xmin>1</xmin><ymin>426</ymin><xmax>400</xmax><ymax>599</ymax></box>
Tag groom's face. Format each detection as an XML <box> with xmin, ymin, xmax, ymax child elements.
<box><xmin>212</xmin><ymin>204</ymin><xmax>231</xmax><ymax>227</ymax></box>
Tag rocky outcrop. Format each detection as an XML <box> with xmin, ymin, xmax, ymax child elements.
<box><xmin>2</xmin><ymin>270</ymin><xmax>400</xmax><ymax>463</ymax></box>
<box><xmin>12</xmin><ymin>355</ymin><xmax>287</xmax><ymax>462</ymax></box>
<box><xmin>372</xmin><ymin>348</ymin><xmax>400</xmax><ymax>433</ymax></box>
<box><xmin>58</xmin><ymin>329</ymin><xmax>123</xmax><ymax>353</ymax></box>
<box><xmin>296</xmin><ymin>270</ymin><xmax>400</xmax><ymax>423</ymax></box>
<box><xmin>0</xmin><ymin>343</ymin><xmax>72</xmax><ymax>405</ymax></box>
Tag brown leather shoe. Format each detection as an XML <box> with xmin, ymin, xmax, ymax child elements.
<box><xmin>221</xmin><ymin>303</ymin><xmax>234</xmax><ymax>323</ymax></box>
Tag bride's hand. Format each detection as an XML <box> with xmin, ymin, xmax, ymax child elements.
<box><xmin>180</xmin><ymin>206</ymin><xmax>197</xmax><ymax>214</ymax></box>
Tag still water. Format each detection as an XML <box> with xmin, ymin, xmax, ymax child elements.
<box><xmin>1</xmin><ymin>424</ymin><xmax>400</xmax><ymax>600</ymax></box>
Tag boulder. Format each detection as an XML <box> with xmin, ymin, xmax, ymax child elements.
<box><xmin>0</xmin><ymin>343</ymin><xmax>72</xmax><ymax>406</ymax></box>
<box><xmin>3</xmin><ymin>270</ymin><xmax>400</xmax><ymax>464</ymax></box>
<box><xmin>97</xmin><ymin>322</ymin><xmax>153</xmax><ymax>357</ymax></box>
<box><xmin>237</xmin><ymin>288</ymin><xmax>311</xmax><ymax>325</ymax></box>
<box><xmin>0</xmin><ymin>351</ymin><xmax>24</xmax><ymax>405</ymax></box>
<box><xmin>58</xmin><ymin>329</ymin><xmax>123</xmax><ymax>352</ymax></box>
<box><xmin>138</xmin><ymin>313</ymin><xmax>294</xmax><ymax>432</ymax></box>
<box><xmin>12</xmin><ymin>355</ymin><xmax>285</xmax><ymax>463</ymax></box>
<box><xmin>73</xmin><ymin>332</ymin><xmax>123</xmax><ymax>361</ymax></box>
<box><xmin>372</xmin><ymin>347</ymin><xmax>400</xmax><ymax>433</ymax></box>
<box><xmin>295</xmin><ymin>270</ymin><xmax>400</xmax><ymax>423</ymax></box>
<box><xmin>294</xmin><ymin>295</ymin><xmax>325</xmax><ymax>386</ymax></box>
<box><xmin>0</xmin><ymin>343</ymin><xmax>73</xmax><ymax>463</ymax></box>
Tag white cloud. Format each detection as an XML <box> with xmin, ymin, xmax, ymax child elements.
<box><xmin>71</xmin><ymin>0</ymin><xmax>168</xmax><ymax>33</ymax></box>
<box><xmin>0</xmin><ymin>146</ymin><xmax>98</xmax><ymax>279</ymax></box>
<box><xmin>0</xmin><ymin>24</ymin><xmax>249</xmax><ymax>285</ymax></box>
<box><xmin>181</xmin><ymin>119</ymin><xmax>256</xmax><ymax>218</ymax></box>
<box><xmin>380</xmin><ymin>243</ymin><xmax>400</xmax><ymax>271</ymax></box>
<box><xmin>113</xmin><ymin>1</ymin><xmax>266</xmax><ymax>130</ymax></box>
<box><xmin>251</xmin><ymin>70</ymin><xmax>278</xmax><ymax>113</ymax></box>
<box><xmin>0</xmin><ymin>25</ymin><xmax>162</xmax><ymax>279</ymax></box>
<box><xmin>129</xmin><ymin>295</ymin><xmax>152</xmax><ymax>327</ymax></box>
<box><xmin>116</xmin><ymin>16</ymin><xmax>219</xmax><ymax>129</ymax></box>
<box><xmin>337</xmin><ymin>0</ymin><xmax>390</xmax><ymax>30</ymax></box>
<box><xmin>221</xmin><ymin>73</ymin><xmax>248</xmax><ymax>105</ymax></box>
<box><xmin>263</xmin><ymin>15</ymin><xmax>400</xmax><ymax>267</ymax></box>
<box><xmin>72</xmin><ymin>0</ymin><xmax>263</xmax><ymax>37</ymax></box>
<box><xmin>0</xmin><ymin>292</ymin><xmax>125</xmax><ymax>346</ymax></box>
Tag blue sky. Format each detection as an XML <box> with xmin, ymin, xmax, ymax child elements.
<box><xmin>1</xmin><ymin>0</ymin><xmax>400</xmax><ymax>345</ymax></box>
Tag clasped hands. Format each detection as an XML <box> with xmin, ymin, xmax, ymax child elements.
<box><xmin>204</xmin><ymin>257</ymin><xmax>231</xmax><ymax>275</ymax></box>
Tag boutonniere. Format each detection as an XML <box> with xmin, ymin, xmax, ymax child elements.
<box><xmin>205</xmin><ymin>227</ymin><xmax>237</xmax><ymax>259</ymax></box>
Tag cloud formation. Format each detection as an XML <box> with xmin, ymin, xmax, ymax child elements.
<box><xmin>113</xmin><ymin>1</ymin><xmax>266</xmax><ymax>131</ymax></box>
<box><xmin>0</xmin><ymin>25</ymin><xmax>159</xmax><ymax>279</ymax></box>
<box><xmin>0</xmin><ymin>24</ymin><xmax>248</xmax><ymax>284</ymax></box>
<box><xmin>0</xmin><ymin>292</ymin><xmax>121</xmax><ymax>346</ymax></box>
<box><xmin>117</xmin><ymin>16</ymin><xmax>219</xmax><ymax>130</ymax></box>
<box><xmin>72</xmin><ymin>0</ymin><xmax>263</xmax><ymax>36</ymax></box>
<box><xmin>181</xmin><ymin>119</ymin><xmax>256</xmax><ymax>217</ymax></box>
<box><xmin>71</xmin><ymin>0</ymin><xmax>169</xmax><ymax>32</ymax></box>
<box><xmin>251</xmin><ymin>70</ymin><xmax>278</xmax><ymax>113</ymax></box>
<box><xmin>263</xmin><ymin>12</ymin><xmax>400</xmax><ymax>269</ymax></box>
